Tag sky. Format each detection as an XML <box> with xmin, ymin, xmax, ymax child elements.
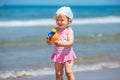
<box><xmin>0</xmin><ymin>0</ymin><xmax>120</xmax><ymax>6</ymax></box>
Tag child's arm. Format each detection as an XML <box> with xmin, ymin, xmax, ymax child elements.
<box><xmin>54</xmin><ymin>29</ymin><xmax>74</xmax><ymax>47</ymax></box>
<box><xmin>46</xmin><ymin>36</ymin><xmax>53</xmax><ymax>45</ymax></box>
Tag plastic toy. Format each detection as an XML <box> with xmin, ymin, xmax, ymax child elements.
<box><xmin>48</xmin><ymin>28</ymin><xmax>59</xmax><ymax>42</ymax></box>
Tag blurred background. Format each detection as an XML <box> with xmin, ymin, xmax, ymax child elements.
<box><xmin>0</xmin><ymin>0</ymin><xmax>120</xmax><ymax>80</ymax></box>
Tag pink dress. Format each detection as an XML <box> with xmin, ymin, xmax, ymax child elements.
<box><xmin>51</xmin><ymin>27</ymin><xmax>77</xmax><ymax>63</ymax></box>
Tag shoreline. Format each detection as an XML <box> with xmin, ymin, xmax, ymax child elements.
<box><xmin>8</xmin><ymin>68</ymin><xmax>120</xmax><ymax>80</ymax></box>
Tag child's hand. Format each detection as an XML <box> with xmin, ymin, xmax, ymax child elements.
<box><xmin>46</xmin><ymin>36</ymin><xmax>52</xmax><ymax>45</ymax></box>
<box><xmin>54</xmin><ymin>40</ymin><xmax>61</xmax><ymax>47</ymax></box>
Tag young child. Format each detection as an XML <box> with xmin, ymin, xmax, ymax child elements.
<box><xmin>47</xmin><ymin>6</ymin><xmax>77</xmax><ymax>80</ymax></box>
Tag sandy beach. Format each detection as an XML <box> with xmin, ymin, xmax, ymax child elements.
<box><xmin>8</xmin><ymin>68</ymin><xmax>120</xmax><ymax>80</ymax></box>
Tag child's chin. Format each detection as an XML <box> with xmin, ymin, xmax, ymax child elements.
<box><xmin>58</xmin><ymin>26</ymin><xmax>66</xmax><ymax>29</ymax></box>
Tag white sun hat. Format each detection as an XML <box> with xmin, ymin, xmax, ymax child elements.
<box><xmin>56</xmin><ymin>6</ymin><xmax>73</xmax><ymax>20</ymax></box>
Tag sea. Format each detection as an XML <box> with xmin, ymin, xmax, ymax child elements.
<box><xmin>0</xmin><ymin>5</ymin><xmax>120</xmax><ymax>79</ymax></box>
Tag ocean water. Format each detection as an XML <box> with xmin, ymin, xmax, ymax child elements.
<box><xmin>0</xmin><ymin>5</ymin><xmax>120</xmax><ymax>79</ymax></box>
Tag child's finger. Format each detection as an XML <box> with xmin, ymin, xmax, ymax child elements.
<box><xmin>46</xmin><ymin>36</ymin><xmax>50</xmax><ymax>40</ymax></box>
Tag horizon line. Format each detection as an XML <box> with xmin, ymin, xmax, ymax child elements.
<box><xmin>1</xmin><ymin>4</ymin><xmax>120</xmax><ymax>7</ymax></box>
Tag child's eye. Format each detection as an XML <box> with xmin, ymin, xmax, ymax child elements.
<box><xmin>60</xmin><ymin>20</ymin><xmax>64</xmax><ymax>21</ymax></box>
<box><xmin>57</xmin><ymin>19</ymin><xmax>64</xmax><ymax>22</ymax></box>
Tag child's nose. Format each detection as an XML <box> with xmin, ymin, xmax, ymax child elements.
<box><xmin>57</xmin><ymin>20</ymin><xmax>62</xmax><ymax>24</ymax></box>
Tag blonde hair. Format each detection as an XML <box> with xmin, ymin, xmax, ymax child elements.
<box><xmin>56</xmin><ymin>14</ymin><xmax>72</xmax><ymax>23</ymax></box>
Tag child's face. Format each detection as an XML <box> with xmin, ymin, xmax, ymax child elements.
<box><xmin>56</xmin><ymin>14</ymin><xmax>70</xmax><ymax>29</ymax></box>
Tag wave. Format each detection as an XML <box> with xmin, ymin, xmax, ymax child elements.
<box><xmin>0</xmin><ymin>16</ymin><xmax>120</xmax><ymax>27</ymax></box>
<box><xmin>0</xmin><ymin>61</ymin><xmax>120</xmax><ymax>80</ymax></box>
<box><xmin>0</xmin><ymin>68</ymin><xmax>54</xmax><ymax>79</ymax></box>
<box><xmin>73</xmin><ymin>16</ymin><xmax>120</xmax><ymax>25</ymax></box>
<box><xmin>0</xmin><ymin>19</ymin><xmax>55</xmax><ymax>27</ymax></box>
<box><xmin>74</xmin><ymin>61</ymin><xmax>120</xmax><ymax>72</ymax></box>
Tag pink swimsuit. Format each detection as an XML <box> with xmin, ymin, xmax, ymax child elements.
<box><xmin>51</xmin><ymin>27</ymin><xmax>77</xmax><ymax>63</ymax></box>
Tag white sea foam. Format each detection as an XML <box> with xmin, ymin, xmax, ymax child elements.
<box><xmin>0</xmin><ymin>19</ymin><xmax>55</xmax><ymax>27</ymax></box>
<box><xmin>0</xmin><ymin>61</ymin><xmax>120</xmax><ymax>80</ymax></box>
<box><xmin>74</xmin><ymin>62</ymin><xmax>120</xmax><ymax>72</ymax></box>
<box><xmin>0</xmin><ymin>16</ymin><xmax>120</xmax><ymax>27</ymax></box>
<box><xmin>0</xmin><ymin>68</ymin><xmax>54</xmax><ymax>79</ymax></box>
<box><xmin>73</xmin><ymin>16</ymin><xmax>120</xmax><ymax>25</ymax></box>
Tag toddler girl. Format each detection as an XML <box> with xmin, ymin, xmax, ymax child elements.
<box><xmin>47</xmin><ymin>6</ymin><xmax>77</xmax><ymax>80</ymax></box>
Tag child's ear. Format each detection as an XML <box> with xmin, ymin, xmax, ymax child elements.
<box><xmin>68</xmin><ymin>19</ymin><xmax>72</xmax><ymax>24</ymax></box>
